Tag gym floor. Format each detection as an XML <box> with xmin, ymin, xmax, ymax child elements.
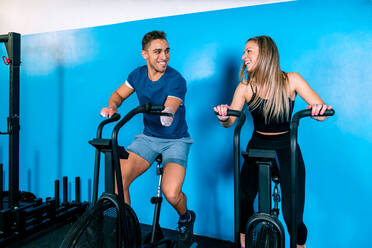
<box><xmin>5</xmin><ymin>221</ymin><xmax>234</xmax><ymax>248</ymax></box>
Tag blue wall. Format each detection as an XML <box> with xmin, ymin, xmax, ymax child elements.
<box><xmin>1</xmin><ymin>0</ymin><xmax>371</xmax><ymax>247</ymax></box>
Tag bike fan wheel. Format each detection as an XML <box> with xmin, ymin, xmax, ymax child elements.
<box><xmin>59</xmin><ymin>197</ymin><xmax>141</xmax><ymax>248</ymax></box>
<box><xmin>246</xmin><ymin>221</ymin><xmax>281</xmax><ymax>248</ymax></box>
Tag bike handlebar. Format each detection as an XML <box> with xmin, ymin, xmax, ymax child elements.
<box><xmin>112</xmin><ymin>103</ymin><xmax>172</xmax><ymax>141</ymax></box>
<box><xmin>96</xmin><ymin>112</ymin><xmax>121</xmax><ymax>139</ymax></box>
<box><xmin>226</xmin><ymin>110</ymin><xmax>244</xmax><ymax>118</ymax></box>
<box><xmin>292</xmin><ymin>109</ymin><xmax>335</xmax><ymax>125</ymax></box>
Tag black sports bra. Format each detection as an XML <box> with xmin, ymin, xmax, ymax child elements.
<box><xmin>248</xmin><ymin>95</ymin><xmax>295</xmax><ymax>133</ymax></box>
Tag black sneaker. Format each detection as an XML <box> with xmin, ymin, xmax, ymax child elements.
<box><xmin>176</xmin><ymin>210</ymin><xmax>196</xmax><ymax>248</ymax></box>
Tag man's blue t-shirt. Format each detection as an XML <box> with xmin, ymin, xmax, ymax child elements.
<box><xmin>126</xmin><ymin>65</ymin><xmax>190</xmax><ymax>139</ymax></box>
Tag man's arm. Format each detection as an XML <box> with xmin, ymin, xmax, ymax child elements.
<box><xmin>101</xmin><ymin>83</ymin><xmax>134</xmax><ymax>117</ymax></box>
<box><xmin>160</xmin><ymin>96</ymin><xmax>182</xmax><ymax>126</ymax></box>
<box><xmin>164</xmin><ymin>96</ymin><xmax>182</xmax><ymax>113</ymax></box>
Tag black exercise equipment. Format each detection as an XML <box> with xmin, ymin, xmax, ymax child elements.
<box><xmin>242</xmin><ymin>149</ymin><xmax>285</xmax><ymax>248</ymax></box>
<box><xmin>60</xmin><ymin>103</ymin><xmax>174</xmax><ymax>248</ymax></box>
<box><xmin>59</xmin><ymin>112</ymin><xmax>140</xmax><ymax>248</ymax></box>
<box><xmin>0</xmin><ymin>174</ymin><xmax>88</xmax><ymax>246</ymax></box>
<box><xmin>217</xmin><ymin>108</ymin><xmax>335</xmax><ymax>248</ymax></box>
<box><xmin>144</xmin><ymin>154</ymin><xmax>171</xmax><ymax>245</ymax></box>
<box><xmin>289</xmin><ymin>109</ymin><xmax>335</xmax><ymax>248</ymax></box>
<box><xmin>111</xmin><ymin>103</ymin><xmax>174</xmax><ymax>248</ymax></box>
<box><xmin>0</xmin><ymin>32</ymin><xmax>21</xmax><ymax>208</ymax></box>
<box><xmin>215</xmin><ymin>110</ymin><xmax>246</xmax><ymax>248</ymax></box>
<box><xmin>0</xmin><ymin>32</ymin><xmax>88</xmax><ymax>246</ymax></box>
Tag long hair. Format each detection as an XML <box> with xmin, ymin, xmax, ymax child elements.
<box><xmin>239</xmin><ymin>36</ymin><xmax>290</xmax><ymax>123</ymax></box>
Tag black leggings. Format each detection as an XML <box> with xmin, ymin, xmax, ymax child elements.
<box><xmin>240</xmin><ymin>131</ymin><xmax>307</xmax><ymax>245</ymax></box>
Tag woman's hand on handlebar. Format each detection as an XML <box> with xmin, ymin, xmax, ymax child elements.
<box><xmin>307</xmin><ymin>104</ymin><xmax>332</xmax><ymax>121</ymax></box>
<box><xmin>213</xmin><ymin>104</ymin><xmax>230</xmax><ymax>122</ymax></box>
<box><xmin>100</xmin><ymin>107</ymin><xmax>117</xmax><ymax>118</ymax></box>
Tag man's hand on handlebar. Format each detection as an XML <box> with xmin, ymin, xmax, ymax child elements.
<box><xmin>100</xmin><ymin>107</ymin><xmax>117</xmax><ymax>118</ymax></box>
<box><xmin>307</xmin><ymin>104</ymin><xmax>333</xmax><ymax>121</ymax></box>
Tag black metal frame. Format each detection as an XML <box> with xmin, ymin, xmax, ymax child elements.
<box><xmin>221</xmin><ymin>110</ymin><xmax>246</xmax><ymax>248</ymax></box>
<box><xmin>89</xmin><ymin>112</ymin><xmax>121</xmax><ymax>204</ymax></box>
<box><xmin>149</xmin><ymin>155</ymin><xmax>165</xmax><ymax>244</ymax></box>
<box><xmin>244</xmin><ymin>149</ymin><xmax>278</xmax><ymax>214</ymax></box>
<box><xmin>289</xmin><ymin>109</ymin><xmax>335</xmax><ymax>248</ymax></box>
<box><xmin>0</xmin><ymin>32</ymin><xmax>21</xmax><ymax>208</ymax></box>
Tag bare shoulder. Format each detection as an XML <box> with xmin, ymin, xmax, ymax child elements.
<box><xmin>229</xmin><ymin>81</ymin><xmax>252</xmax><ymax>111</ymax></box>
<box><xmin>116</xmin><ymin>81</ymin><xmax>135</xmax><ymax>99</ymax></box>
<box><xmin>287</xmin><ymin>72</ymin><xmax>303</xmax><ymax>82</ymax></box>
<box><xmin>235</xmin><ymin>81</ymin><xmax>253</xmax><ymax>102</ymax></box>
<box><xmin>288</xmin><ymin>72</ymin><xmax>309</xmax><ymax>84</ymax></box>
<box><xmin>286</xmin><ymin>72</ymin><xmax>306</xmax><ymax>98</ymax></box>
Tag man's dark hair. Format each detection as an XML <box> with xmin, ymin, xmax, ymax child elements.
<box><xmin>142</xmin><ymin>31</ymin><xmax>167</xmax><ymax>50</ymax></box>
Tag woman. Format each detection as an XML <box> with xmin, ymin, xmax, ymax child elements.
<box><xmin>214</xmin><ymin>36</ymin><xmax>332</xmax><ymax>248</ymax></box>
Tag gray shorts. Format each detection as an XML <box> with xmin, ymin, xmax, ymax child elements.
<box><xmin>127</xmin><ymin>133</ymin><xmax>193</xmax><ymax>168</ymax></box>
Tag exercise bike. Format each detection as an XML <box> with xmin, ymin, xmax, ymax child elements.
<box><xmin>60</xmin><ymin>103</ymin><xmax>174</xmax><ymax>248</ymax></box>
<box><xmin>218</xmin><ymin>108</ymin><xmax>334</xmax><ymax>248</ymax></box>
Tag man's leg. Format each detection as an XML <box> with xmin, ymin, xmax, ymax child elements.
<box><xmin>120</xmin><ymin>151</ymin><xmax>151</xmax><ymax>205</ymax></box>
<box><xmin>161</xmin><ymin>163</ymin><xmax>187</xmax><ymax>214</ymax></box>
<box><xmin>162</xmin><ymin>163</ymin><xmax>195</xmax><ymax>248</ymax></box>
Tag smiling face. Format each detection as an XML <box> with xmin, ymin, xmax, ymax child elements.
<box><xmin>242</xmin><ymin>40</ymin><xmax>259</xmax><ymax>72</ymax></box>
<box><xmin>142</xmin><ymin>39</ymin><xmax>170</xmax><ymax>74</ymax></box>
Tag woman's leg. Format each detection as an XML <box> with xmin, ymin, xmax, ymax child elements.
<box><xmin>278</xmin><ymin>145</ymin><xmax>308</xmax><ymax>246</ymax></box>
<box><xmin>239</xmin><ymin>157</ymin><xmax>259</xmax><ymax>247</ymax></box>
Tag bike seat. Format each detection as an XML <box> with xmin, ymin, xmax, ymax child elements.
<box><xmin>88</xmin><ymin>138</ymin><xmax>129</xmax><ymax>159</ymax></box>
<box><xmin>155</xmin><ymin>154</ymin><xmax>163</xmax><ymax>164</ymax></box>
<box><xmin>155</xmin><ymin>154</ymin><xmax>163</xmax><ymax>175</ymax></box>
<box><xmin>242</xmin><ymin>149</ymin><xmax>279</xmax><ymax>168</ymax></box>
<box><xmin>243</xmin><ymin>149</ymin><xmax>280</xmax><ymax>182</ymax></box>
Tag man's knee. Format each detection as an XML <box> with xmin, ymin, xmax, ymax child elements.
<box><xmin>162</xmin><ymin>186</ymin><xmax>183</xmax><ymax>205</ymax></box>
<box><xmin>121</xmin><ymin>153</ymin><xmax>150</xmax><ymax>184</ymax></box>
<box><xmin>121</xmin><ymin>175</ymin><xmax>131</xmax><ymax>190</ymax></box>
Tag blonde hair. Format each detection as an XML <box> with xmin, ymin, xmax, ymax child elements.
<box><xmin>239</xmin><ymin>36</ymin><xmax>290</xmax><ymax>123</ymax></box>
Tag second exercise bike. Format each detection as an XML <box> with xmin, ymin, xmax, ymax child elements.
<box><xmin>219</xmin><ymin>108</ymin><xmax>334</xmax><ymax>248</ymax></box>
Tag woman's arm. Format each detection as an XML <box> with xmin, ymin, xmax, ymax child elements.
<box><xmin>213</xmin><ymin>82</ymin><xmax>252</xmax><ymax>127</ymax></box>
<box><xmin>289</xmin><ymin>72</ymin><xmax>332</xmax><ymax>121</ymax></box>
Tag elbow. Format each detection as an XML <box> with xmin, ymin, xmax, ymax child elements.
<box><xmin>221</xmin><ymin>121</ymin><xmax>233</xmax><ymax>128</ymax></box>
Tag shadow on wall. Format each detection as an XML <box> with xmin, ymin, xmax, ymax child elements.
<box><xmin>26</xmin><ymin>151</ymin><xmax>40</xmax><ymax>194</ymax></box>
<box><xmin>33</xmin><ymin>150</ymin><xmax>40</xmax><ymax>194</ymax></box>
<box><xmin>56</xmin><ymin>64</ymin><xmax>64</xmax><ymax>180</ymax></box>
<box><xmin>27</xmin><ymin>169</ymin><xmax>31</xmax><ymax>193</ymax></box>
<box><xmin>190</xmin><ymin>53</ymin><xmax>240</xmax><ymax>238</ymax></box>
<box><xmin>218</xmin><ymin>55</ymin><xmax>242</xmax><ymax>174</ymax></box>
<box><xmin>23</xmin><ymin>31</ymin><xmax>93</xmax><ymax>182</ymax></box>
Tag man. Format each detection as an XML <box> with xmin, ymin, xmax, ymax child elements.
<box><xmin>100</xmin><ymin>31</ymin><xmax>195</xmax><ymax>248</ymax></box>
